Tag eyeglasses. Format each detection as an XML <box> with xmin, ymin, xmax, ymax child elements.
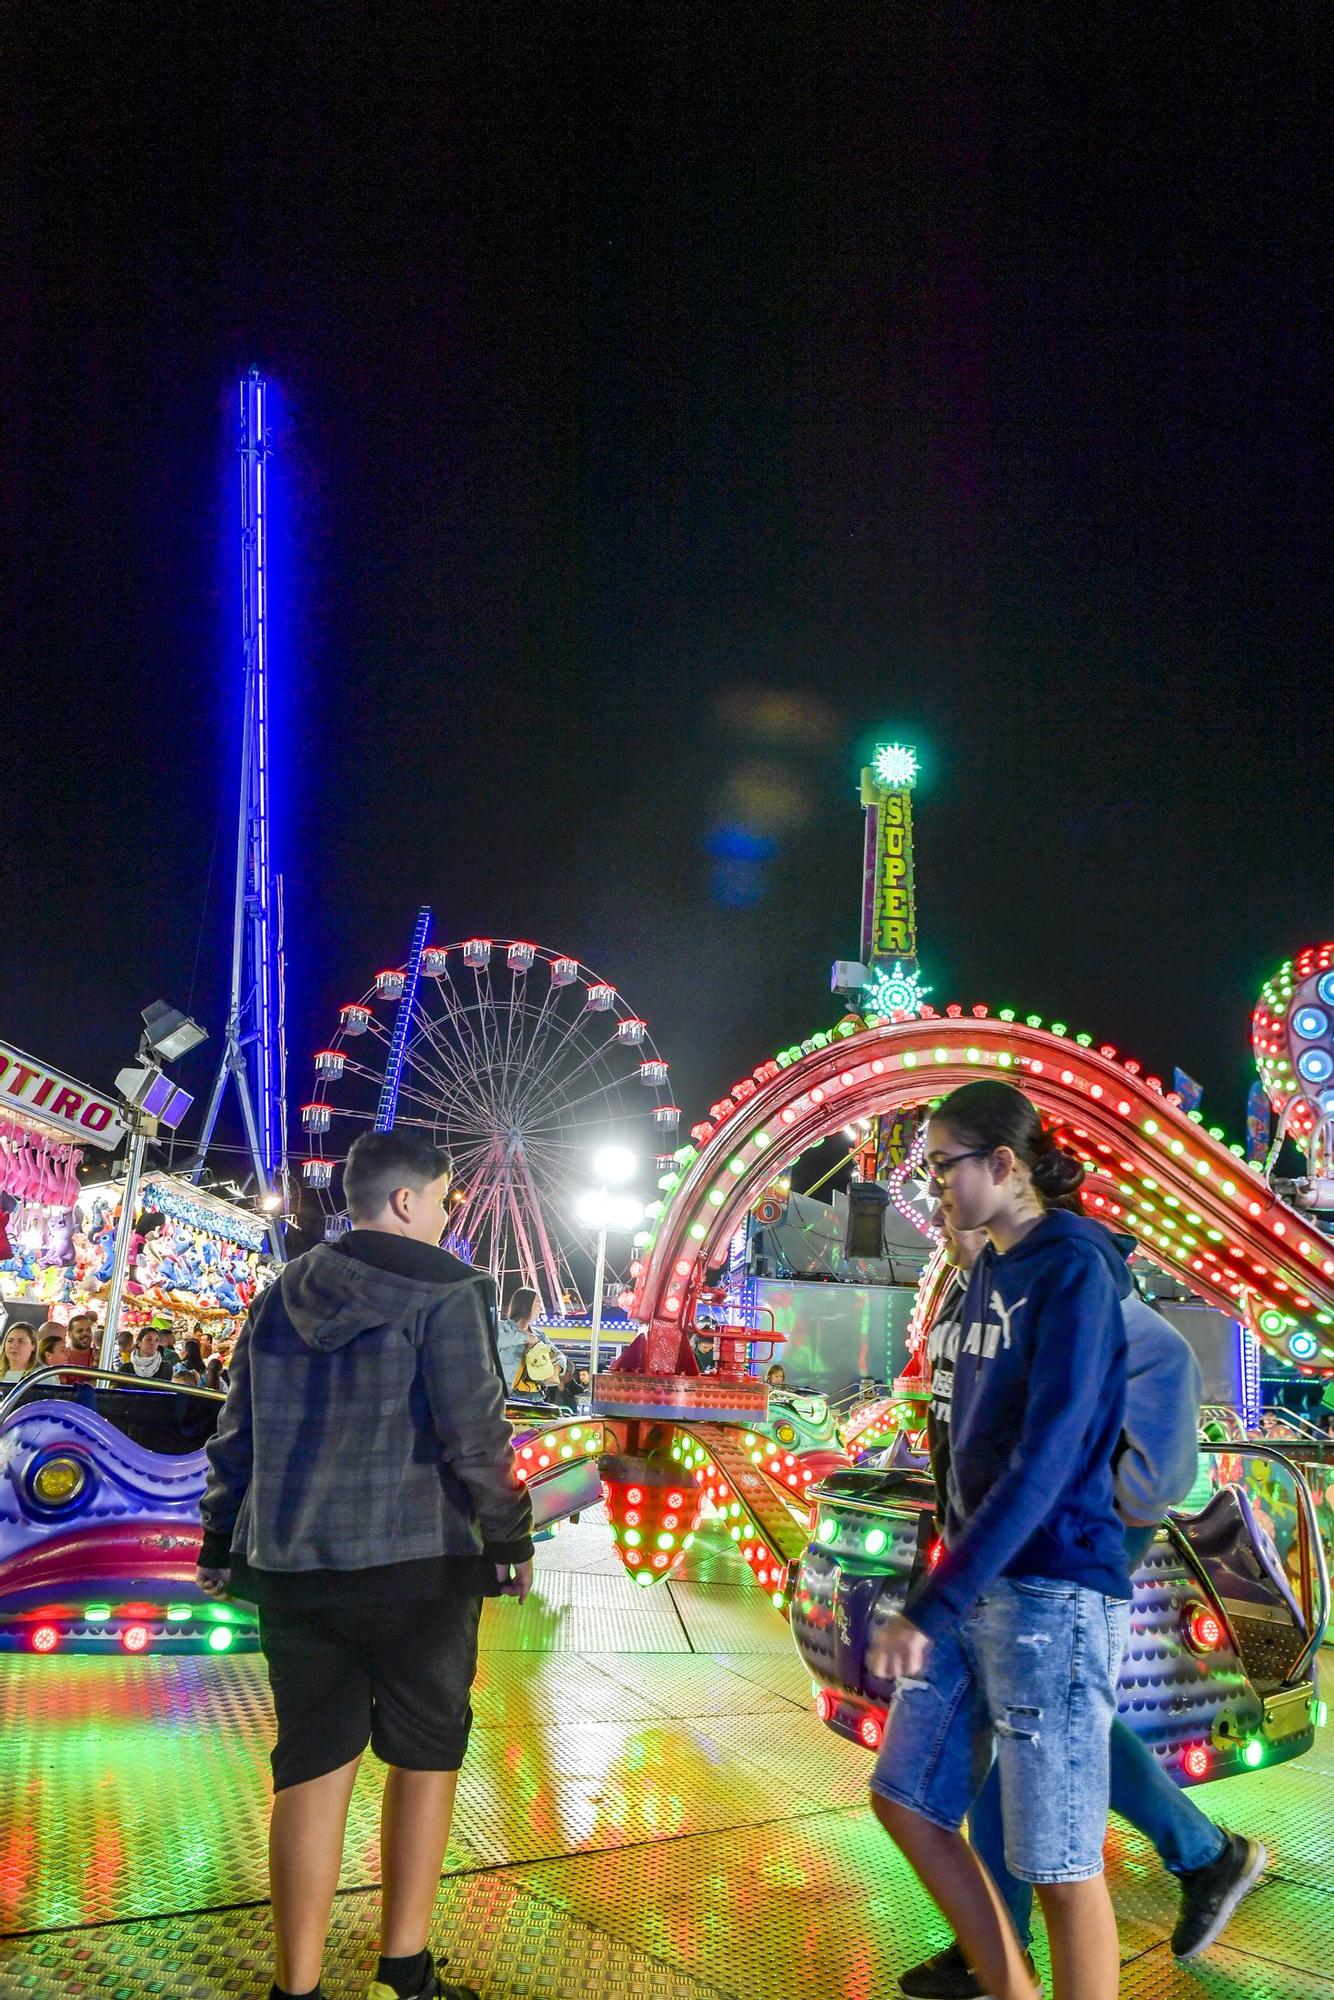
<box><xmin>925</xmin><ymin>1147</ymin><xmax>993</xmax><ymax>1191</ymax></box>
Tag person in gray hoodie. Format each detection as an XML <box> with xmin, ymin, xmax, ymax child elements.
<box><xmin>196</xmin><ymin>1129</ymin><xmax>532</xmax><ymax>2000</ymax></box>
<box><xmin>900</xmin><ymin>1217</ymin><xmax>1268</xmax><ymax>2000</ymax></box>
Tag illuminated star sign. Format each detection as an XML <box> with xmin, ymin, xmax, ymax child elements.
<box><xmin>873</xmin><ymin>742</ymin><xmax>919</xmax><ymax>789</ymax></box>
<box><xmin>865</xmin><ymin>962</ymin><xmax>930</xmax><ymax>1020</ymax></box>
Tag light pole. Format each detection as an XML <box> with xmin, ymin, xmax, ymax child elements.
<box><xmin>99</xmin><ymin>1004</ymin><xmax>205</xmax><ymax>1372</ymax></box>
<box><xmin>577</xmin><ymin>1146</ymin><xmax>640</xmax><ymax>1386</ymax></box>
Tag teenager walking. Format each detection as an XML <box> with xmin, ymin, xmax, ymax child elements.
<box><xmin>902</xmin><ymin>1211</ymin><xmax>1267</xmax><ymax>1996</ymax></box>
<box><xmin>866</xmin><ymin>1080</ymin><xmax>1131</xmax><ymax>2000</ymax></box>
<box><xmin>197</xmin><ymin>1129</ymin><xmax>533</xmax><ymax>2000</ymax></box>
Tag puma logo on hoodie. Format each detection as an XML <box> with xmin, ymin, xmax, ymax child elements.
<box><xmin>906</xmin><ymin>1211</ymin><xmax>1131</xmax><ymax>1642</ymax></box>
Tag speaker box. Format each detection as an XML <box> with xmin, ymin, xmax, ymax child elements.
<box><xmin>844</xmin><ymin>1179</ymin><xmax>890</xmax><ymax>1259</ymax></box>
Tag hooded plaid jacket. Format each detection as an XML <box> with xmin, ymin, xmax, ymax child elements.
<box><xmin>199</xmin><ymin>1233</ymin><xmax>533</xmax><ymax>1577</ymax></box>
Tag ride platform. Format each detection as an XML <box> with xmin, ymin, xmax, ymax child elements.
<box><xmin>1</xmin><ymin>1511</ymin><xmax>1332</xmax><ymax>1999</ymax></box>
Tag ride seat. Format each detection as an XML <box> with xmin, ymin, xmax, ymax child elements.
<box><xmin>93</xmin><ymin>1387</ymin><xmax>221</xmax><ymax>1454</ymax></box>
<box><xmin>1173</xmin><ymin>1482</ymin><xmax>1307</xmax><ymax>1687</ymax></box>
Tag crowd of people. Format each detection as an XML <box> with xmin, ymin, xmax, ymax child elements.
<box><xmin>0</xmin><ymin>1311</ymin><xmax>234</xmax><ymax>1395</ymax></box>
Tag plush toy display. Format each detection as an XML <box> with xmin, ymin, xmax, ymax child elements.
<box><xmin>2</xmin><ymin>1166</ymin><xmax>270</xmax><ymax>1338</ymax></box>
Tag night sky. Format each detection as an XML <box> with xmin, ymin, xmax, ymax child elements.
<box><xmin>3</xmin><ymin>6</ymin><xmax>1330</xmax><ymax>1183</ymax></box>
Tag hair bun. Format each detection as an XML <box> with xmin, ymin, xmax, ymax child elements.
<box><xmin>1031</xmin><ymin>1147</ymin><xmax>1085</xmax><ymax>1198</ymax></box>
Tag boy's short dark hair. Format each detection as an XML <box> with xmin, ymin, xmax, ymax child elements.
<box><xmin>343</xmin><ymin>1131</ymin><xmax>452</xmax><ymax>1222</ymax></box>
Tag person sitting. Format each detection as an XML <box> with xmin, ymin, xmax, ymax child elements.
<box><xmin>64</xmin><ymin>1312</ymin><xmax>99</xmax><ymax>1374</ymax></box>
<box><xmin>0</xmin><ymin>1321</ymin><xmax>39</xmax><ymax>1385</ymax></box>
<box><xmin>151</xmin><ymin>1315</ymin><xmax>180</xmax><ymax>1365</ymax></box>
<box><xmin>120</xmin><ymin>1326</ymin><xmax>175</xmax><ymax>1382</ymax></box>
<box><xmin>174</xmin><ymin>1335</ymin><xmax>207</xmax><ymax>1386</ymax></box>
<box><xmin>554</xmin><ymin>1363</ymin><xmax>590</xmax><ymax>1412</ymax></box>
<box><xmin>36</xmin><ymin>1329</ymin><xmax>69</xmax><ymax>1375</ymax></box>
<box><xmin>50</xmin><ymin>1313</ymin><xmax>100</xmax><ymax>1410</ymax></box>
<box><xmin>765</xmin><ymin>1362</ymin><xmax>787</xmax><ymax>1389</ymax></box>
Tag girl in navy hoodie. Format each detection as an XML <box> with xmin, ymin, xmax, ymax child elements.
<box><xmin>866</xmin><ymin>1081</ymin><xmax>1130</xmax><ymax>2000</ymax></box>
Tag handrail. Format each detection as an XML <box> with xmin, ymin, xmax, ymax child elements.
<box><xmin>1192</xmin><ymin>1442</ymin><xmax>1330</xmax><ymax>1684</ymax></box>
<box><xmin>0</xmin><ymin>1365</ymin><xmax>227</xmax><ymax>1422</ymax></box>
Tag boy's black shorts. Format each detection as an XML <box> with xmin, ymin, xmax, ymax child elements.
<box><xmin>258</xmin><ymin>1591</ymin><xmax>483</xmax><ymax>1790</ymax></box>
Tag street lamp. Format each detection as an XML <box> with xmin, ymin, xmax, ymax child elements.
<box><xmin>576</xmin><ymin>1176</ymin><xmax>643</xmax><ymax>1385</ymax></box>
<box><xmin>591</xmin><ymin>1144</ymin><xmax>636</xmax><ymax>1186</ymax></box>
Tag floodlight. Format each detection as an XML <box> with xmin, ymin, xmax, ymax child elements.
<box><xmin>141</xmin><ymin>1001</ymin><xmax>207</xmax><ymax>1062</ymax></box>
<box><xmin>592</xmin><ymin>1144</ymin><xmax>636</xmax><ymax>1185</ymax></box>
<box><xmin>116</xmin><ymin>1065</ymin><xmax>195</xmax><ymax>1130</ymax></box>
<box><xmin>577</xmin><ymin>1189</ymin><xmax>644</xmax><ymax>1233</ymax></box>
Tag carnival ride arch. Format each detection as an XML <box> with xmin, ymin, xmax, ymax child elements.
<box><xmin>629</xmin><ymin>1010</ymin><xmax>1334</xmax><ymax>1372</ymax></box>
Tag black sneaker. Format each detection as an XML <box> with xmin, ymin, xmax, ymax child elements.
<box><xmin>367</xmin><ymin>1951</ymin><xmax>477</xmax><ymax>2000</ymax></box>
<box><xmin>898</xmin><ymin>1940</ymin><xmax>1042</xmax><ymax>1998</ymax></box>
<box><xmin>1171</xmin><ymin>1831</ymin><xmax>1268</xmax><ymax>1959</ymax></box>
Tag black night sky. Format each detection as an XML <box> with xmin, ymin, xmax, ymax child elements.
<box><xmin>3</xmin><ymin>6</ymin><xmax>1330</xmax><ymax>1182</ymax></box>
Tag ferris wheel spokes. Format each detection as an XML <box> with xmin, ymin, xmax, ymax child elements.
<box><xmin>306</xmin><ymin>937</ymin><xmax>674</xmax><ymax>1311</ymax></box>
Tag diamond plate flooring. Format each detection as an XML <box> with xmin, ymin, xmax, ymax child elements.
<box><xmin>0</xmin><ymin>1508</ymin><xmax>1331</xmax><ymax>1998</ymax></box>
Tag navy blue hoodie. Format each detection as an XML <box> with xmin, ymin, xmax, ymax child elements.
<box><xmin>905</xmin><ymin>1211</ymin><xmax>1130</xmax><ymax>1641</ymax></box>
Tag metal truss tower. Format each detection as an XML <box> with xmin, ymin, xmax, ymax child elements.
<box><xmin>189</xmin><ymin>369</ymin><xmax>288</xmax><ymax>1252</ymax></box>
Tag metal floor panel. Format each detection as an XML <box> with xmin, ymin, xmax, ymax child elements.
<box><xmin>3</xmin><ymin>1534</ymin><xmax>1334</xmax><ymax>1997</ymax></box>
<box><xmin>507</xmin><ymin>1806</ymin><xmax>948</xmax><ymax>1999</ymax></box>
<box><xmin>579</xmin><ymin>1652</ymin><xmax>805</xmax><ymax>1718</ymax></box>
<box><xmin>1183</xmin><ymin>1759</ymin><xmax>1334</xmax><ymax>1892</ymax></box>
<box><xmin>479</xmin><ymin>1581</ymin><xmax>692</xmax><ymax>1654</ymax></box>
<box><xmin>1119</xmin><ymin>1942</ymin><xmax>1334</xmax><ymax>1996</ymax></box>
<box><xmin>470</xmin><ymin>1652</ymin><xmax>668</xmax><ymax>1726</ymax></box>
<box><xmin>453</xmin><ymin>1718</ymin><xmax>816</xmax><ymax>1867</ymax></box>
<box><xmin>0</xmin><ymin>1869</ymin><xmax>728</xmax><ymax>2000</ymax></box>
<box><xmin>687</xmin><ymin>1710</ymin><xmax>870</xmax><ymax>1809</ymax></box>
<box><xmin>0</xmin><ymin>1654</ymin><xmax>482</xmax><ymax>1931</ymax></box>
<box><xmin>665</xmin><ymin>1584</ymin><xmax>794</xmax><ymax>1654</ymax></box>
<box><xmin>709</xmin><ymin>1648</ymin><xmax>819</xmax><ymax>1704</ymax></box>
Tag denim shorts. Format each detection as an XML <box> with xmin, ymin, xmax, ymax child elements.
<box><xmin>870</xmin><ymin>1577</ymin><xmax>1131</xmax><ymax>1883</ymax></box>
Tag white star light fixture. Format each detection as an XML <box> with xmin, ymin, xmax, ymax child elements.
<box><xmin>873</xmin><ymin>742</ymin><xmax>919</xmax><ymax>788</ymax></box>
<box><xmin>865</xmin><ymin>961</ymin><xmax>930</xmax><ymax>1021</ymax></box>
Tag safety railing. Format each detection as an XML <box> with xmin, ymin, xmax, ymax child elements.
<box><xmin>0</xmin><ymin>1365</ymin><xmax>226</xmax><ymax>1422</ymax></box>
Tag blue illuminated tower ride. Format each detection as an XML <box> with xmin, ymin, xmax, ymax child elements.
<box><xmin>189</xmin><ymin>369</ymin><xmax>287</xmax><ymax>1250</ymax></box>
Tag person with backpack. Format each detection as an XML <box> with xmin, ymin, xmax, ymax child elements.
<box><xmin>511</xmin><ymin>1322</ymin><xmax>565</xmax><ymax>1397</ymax></box>
<box><xmin>197</xmin><ymin>1130</ymin><xmax>533</xmax><ymax>2000</ymax></box>
<box><xmin>495</xmin><ymin>1287</ymin><xmax>538</xmax><ymax>1391</ymax></box>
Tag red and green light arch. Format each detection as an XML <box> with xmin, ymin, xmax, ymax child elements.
<box><xmin>628</xmin><ymin>1009</ymin><xmax>1334</xmax><ymax>1372</ymax></box>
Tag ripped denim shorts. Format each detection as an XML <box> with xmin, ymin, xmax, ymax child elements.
<box><xmin>870</xmin><ymin>1577</ymin><xmax>1131</xmax><ymax>1883</ymax></box>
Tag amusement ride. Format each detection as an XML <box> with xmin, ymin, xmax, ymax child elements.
<box><xmin>300</xmin><ymin>922</ymin><xmax>677</xmax><ymax>1312</ymax></box>
<box><xmin>2</xmin><ymin>365</ymin><xmax>1333</xmax><ymax>1863</ymax></box>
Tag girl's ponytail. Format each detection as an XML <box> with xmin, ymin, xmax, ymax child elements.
<box><xmin>1030</xmin><ymin>1143</ymin><xmax>1086</xmax><ymax>1201</ymax></box>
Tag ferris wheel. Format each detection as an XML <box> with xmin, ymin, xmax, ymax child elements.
<box><xmin>301</xmin><ymin>934</ymin><xmax>678</xmax><ymax>1313</ymax></box>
